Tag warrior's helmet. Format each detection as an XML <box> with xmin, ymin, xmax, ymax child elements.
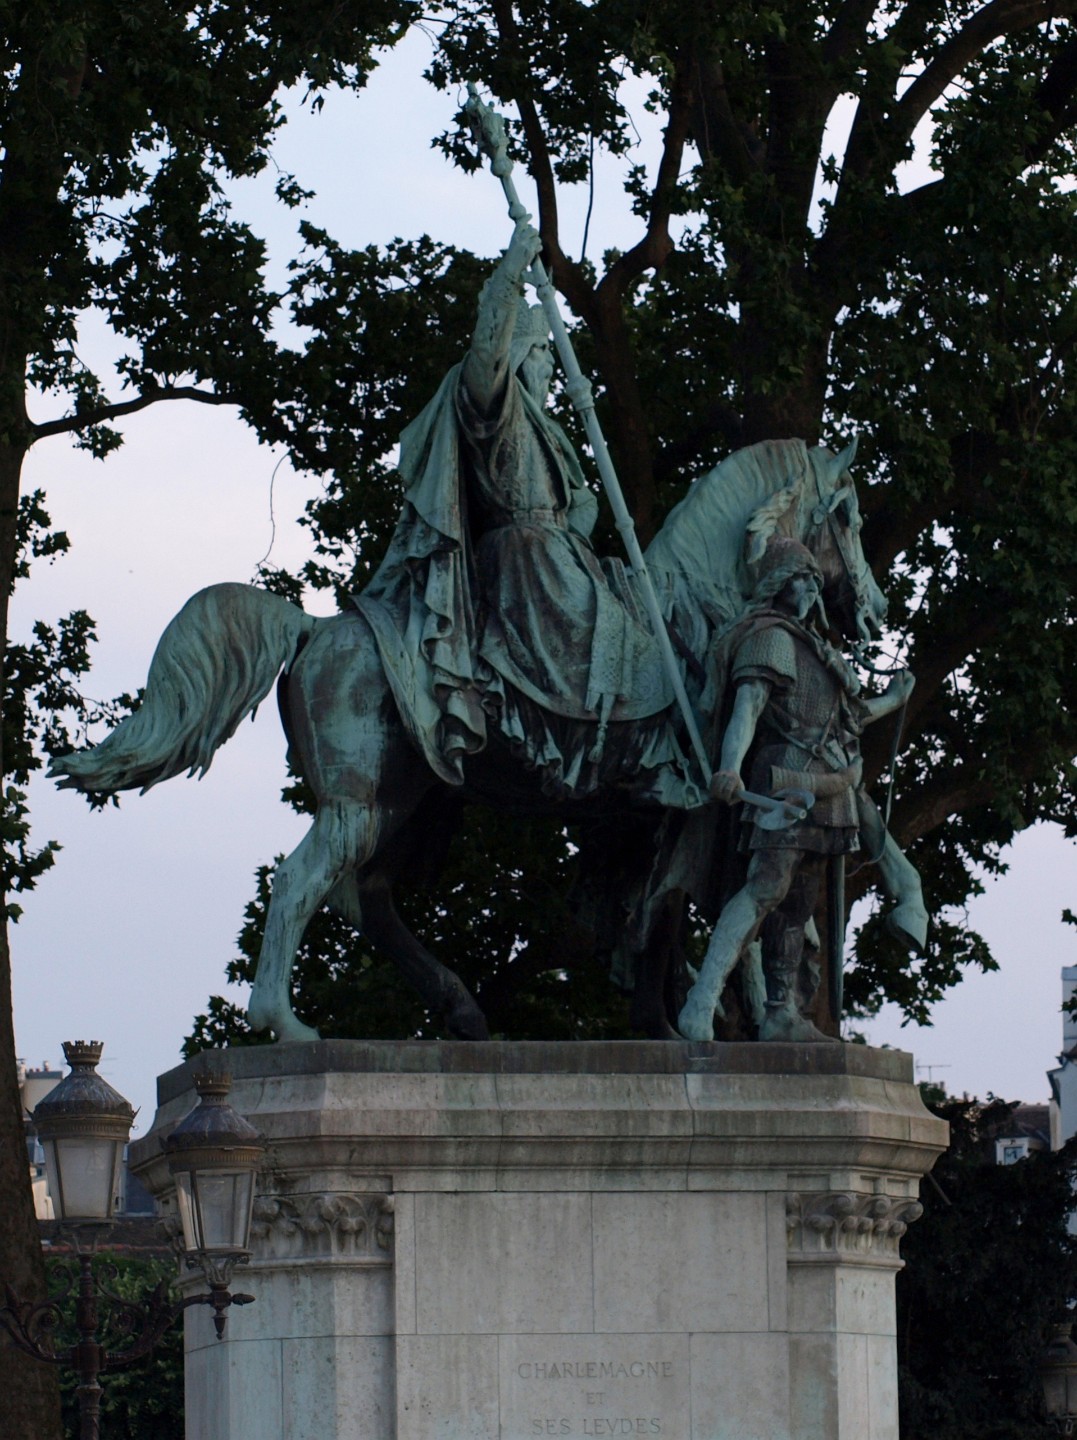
<box><xmin>752</xmin><ymin>537</ymin><xmax>822</xmax><ymax>605</ymax></box>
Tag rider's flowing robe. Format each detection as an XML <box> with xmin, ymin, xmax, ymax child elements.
<box><xmin>355</xmin><ymin>361</ymin><xmax>676</xmax><ymax>793</ymax></box>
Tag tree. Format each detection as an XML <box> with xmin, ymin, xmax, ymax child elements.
<box><xmin>0</xmin><ymin>4</ymin><xmax>415</xmax><ymax>1433</ymax></box>
<box><xmin>7</xmin><ymin>13</ymin><xmax>1077</xmax><ymax>1423</ymax></box>
<box><xmin>186</xmin><ymin>0</ymin><xmax>1077</xmax><ymax>1039</ymax></box>
<box><xmin>897</xmin><ymin>1097</ymin><xmax>1077</xmax><ymax>1438</ymax></box>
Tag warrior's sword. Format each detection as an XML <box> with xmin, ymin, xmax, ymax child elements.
<box><xmin>465</xmin><ymin>84</ymin><xmax>714</xmax><ymax>789</ymax></box>
<box><xmin>739</xmin><ymin>787</ymin><xmax>814</xmax><ymax>831</ymax></box>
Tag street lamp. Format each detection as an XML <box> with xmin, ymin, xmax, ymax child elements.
<box><xmin>0</xmin><ymin>1043</ymin><xmax>264</xmax><ymax>1440</ymax></box>
<box><xmin>1040</xmin><ymin>1315</ymin><xmax>1077</xmax><ymax>1435</ymax></box>
<box><xmin>34</xmin><ymin>1040</ymin><xmax>134</xmax><ymax>1225</ymax></box>
<box><xmin>164</xmin><ymin>1067</ymin><xmax>265</xmax><ymax>1335</ymax></box>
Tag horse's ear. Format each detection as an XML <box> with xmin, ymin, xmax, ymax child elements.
<box><xmin>827</xmin><ymin>485</ymin><xmax>853</xmax><ymax>515</ymax></box>
<box><xmin>830</xmin><ymin>436</ymin><xmax>858</xmax><ymax>481</ymax></box>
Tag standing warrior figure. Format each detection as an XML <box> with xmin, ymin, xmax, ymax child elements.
<box><xmin>678</xmin><ymin>538</ymin><xmax>915</xmax><ymax>1043</ymax></box>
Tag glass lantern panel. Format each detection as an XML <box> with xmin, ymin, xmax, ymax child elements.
<box><xmin>176</xmin><ymin>1169</ymin><xmax>255</xmax><ymax>1253</ymax></box>
<box><xmin>173</xmin><ymin>1170</ymin><xmax>202</xmax><ymax>1252</ymax></box>
<box><xmin>44</xmin><ymin>1135</ymin><xmax>122</xmax><ymax>1221</ymax></box>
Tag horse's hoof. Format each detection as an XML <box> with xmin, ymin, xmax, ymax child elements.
<box><xmin>247</xmin><ymin>995</ymin><xmax>319</xmax><ymax>1043</ymax></box>
<box><xmin>272</xmin><ymin>1014</ymin><xmax>321</xmax><ymax>1044</ymax></box>
<box><xmin>445</xmin><ymin>995</ymin><xmax>490</xmax><ymax>1041</ymax></box>
<box><xmin>677</xmin><ymin>996</ymin><xmax>715</xmax><ymax>1042</ymax></box>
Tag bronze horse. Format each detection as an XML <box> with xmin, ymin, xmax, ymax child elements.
<box><xmin>52</xmin><ymin>438</ymin><xmax>884</xmax><ymax>1042</ymax></box>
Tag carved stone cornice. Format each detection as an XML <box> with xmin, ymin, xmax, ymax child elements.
<box><xmin>786</xmin><ymin>1191</ymin><xmax>924</xmax><ymax>1266</ymax></box>
<box><xmin>249</xmin><ymin>1192</ymin><xmax>394</xmax><ymax>1264</ymax></box>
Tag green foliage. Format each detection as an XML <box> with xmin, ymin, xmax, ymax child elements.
<box><xmin>2</xmin><ymin>492</ymin><xmax>136</xmax><ymax>916</ymax></box>
<box><xmin>198</xmin><ymin>1</ymin><xmax>1077</xmax><ymax>1032</ymax></box>
<box><xmin>45</xmin><ymin>1254</ymin><xmax>184</xmax><ymax>1440</ymax></box>
<box><xmin>2</xmin><ymin>0</ymin><xmax>419</xmax><ymax>437</ymax></box>
<box><xmin>897</xmin><ymin>1099</ymin><xmax>1077</xmax><ymax>1439</ymax></box>
<box><xmin>4</xmin><ymin>2</ymin><xmax>1076</xmax><ymax>1041</ymax></box>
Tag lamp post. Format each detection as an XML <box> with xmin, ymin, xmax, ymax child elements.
<box><xmin>164</xmin><ymin>1068</ymin><xmax>265</xmax><ymax>1336</ymax></box>
<box><xmin>0</xmin><ymin>1044</ymin><xmax>264</xmax><ymax>1440</ymax></box>
<box><xmin>1041</xmin><ymin>1315</ymin><xmax>1077</xmax><ymax>1435</ymax></box>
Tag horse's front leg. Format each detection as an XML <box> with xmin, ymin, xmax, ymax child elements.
<box><xmin>248</xmin><ymin>800</ymin><xmax>379</xmax><ymax>1042</ymax></box>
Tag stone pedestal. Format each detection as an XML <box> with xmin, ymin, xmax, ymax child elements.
<box><xmin>130</xmin><ymin>1042</ymin><xmax>947</xmax><ymax>1440</ymax></box>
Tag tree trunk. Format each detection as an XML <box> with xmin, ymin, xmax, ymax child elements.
<box><xmin>0</xmin><ymin>436</ymin><xmax>63</xmax><ymax>1439</ymax></box>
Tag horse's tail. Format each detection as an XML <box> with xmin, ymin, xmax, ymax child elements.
<box><xmin>50</xmin><ymin>582</ymin><xmax>316</xmax><ymax>795</ymax></box>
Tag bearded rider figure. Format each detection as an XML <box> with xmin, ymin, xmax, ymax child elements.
<box><xmin>677</xmin><ymin>538</ymin><xmax>916</xmax><ymax>1043</ymax></box>
<box><xmin>356</xmin><ymin>218</ymin><xmax>674</xmax><ymax>797</ymax></box>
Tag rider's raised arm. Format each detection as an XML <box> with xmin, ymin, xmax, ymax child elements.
<box><xmin>461</xmin><ymin>219</ymin><xmax>542</xmax><ymax>415</ymax></box>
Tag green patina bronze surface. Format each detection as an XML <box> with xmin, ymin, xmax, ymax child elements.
<box><xmin>50</xmin><ymin>220</ymin><xmax>926</xmax><ymax>1045</ymax></box>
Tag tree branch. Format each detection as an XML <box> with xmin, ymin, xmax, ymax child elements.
<box><xmin>818</xmin><ymin>1</ymin><xmax>1074</xmax><ymax>312</ymax></box>
<box><xmin>487</xmin><ymin>0</ymin><xmax>597</xmax><ymax>326</ymax></box>
<box><xmin>31</xmin><ymin>386</ymin><xmax>233</xmax><ymax>442</ymax></box>
<box><xmin>892</xmin><ymin>0</ymin><xmax>1072</xmax><ymax>146</ymax></box>
<box><xmin>902</xmin><ymin>612</ymin><xmax>1002</xmax><ymax>735</ymax></box>
<box><xmin>898</xmin><ymin>773</ymin><xmax>996</xmax><ymax>845</ymax></box>
<box><xmin>1024</xmin><ymin>30</ymin><xmax>1077</xmax><ymax>164</ymax></box>
<box><xmin>822</xmin><ymin>0</ymin><xmax>885</xmax><ymax>68</ymax></box>
<box><xmin>601</xmin><ymin>47</ymin><xmax>696</xmax><ymax>300</ymax></box>
<box><xmin>689</xmin><ymin>47</ymin><xmax>764</xmax><ymax>184</ymax></box>
<box><xmin>890</xmin><ymin>31</ymin><xmax>1077</xmax><ymax>223</ymax></box>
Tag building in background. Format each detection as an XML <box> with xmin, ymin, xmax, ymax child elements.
<box><xmin>17</xmin><ymin>1057</ymin><xmax>62</xmax><ymax>1218</ymax></box>
<box><xmin>1047</xmin><ymin>965</ymin><xmax>1077</xmax><ymax>1151</ymax></box>
<box><xmin>992</xmin><ymin>1103</ymin><xmax>1051</xmax><ymax>1165</ymax></box>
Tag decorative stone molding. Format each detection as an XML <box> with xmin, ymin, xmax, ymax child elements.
<box><xmin>785</xmin><ymin>1190</ymin><xmax>924</xmax><ymax>1265</ymax></box>
<box><xmin>249</xmin><ymin>1192</ymin><xmax>395</xmax><ymax>1264</ymax></box>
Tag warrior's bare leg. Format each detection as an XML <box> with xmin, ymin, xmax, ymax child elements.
<box><xmin>757</xmin><ymin>856</ymin><xmax>831</xmax><ymax>1043</ymax></box>
<box><xmin>678</xmin><ymin>849</ymin><xmax>801</xmax><ymax>1041</ymax></box>
<box><xmin>857</xmin><ymin>792</ymin><xmax>927</xmax><ymax>952</ymax></box>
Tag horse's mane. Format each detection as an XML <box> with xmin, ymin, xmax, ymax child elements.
<box><xmin>644</xmin><ymin>437</ymin><xmax>825</xmax><ymax>612</ymax></box>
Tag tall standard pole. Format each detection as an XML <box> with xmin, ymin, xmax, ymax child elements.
<box><xmin>464</xmin><ymin>85</ymin><xmax>712</xmax><ymax>787</ymax></box>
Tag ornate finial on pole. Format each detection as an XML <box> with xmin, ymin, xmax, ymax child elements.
<box><xmin>463</xmin><ymin>82</ymin><xmax>713</xmax><ymax>787</ymax></box>
<box><xmin>465</xmin><ymin>83</ymin><xmax>513</xmax><ymax>181</ymax></box>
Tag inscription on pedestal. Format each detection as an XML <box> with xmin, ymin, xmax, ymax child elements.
<box><xmin>499</xmin><ymin>1336</ymin><xmax>688</xmax><ymax>1440</ymax></box>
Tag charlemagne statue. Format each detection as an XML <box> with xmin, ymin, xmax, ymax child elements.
<box><xmin>355</xmin><ymin>217</ymin><xmax>676</xmax><ymax>798</ymax></box>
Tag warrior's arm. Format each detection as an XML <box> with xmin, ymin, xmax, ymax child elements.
<box><xmin>461</xmin><ymin>219</ymin><xmax>542</xmax><ymax>415</ymax></box>
<box><xmin>710</xmin><ymin>679</ymin><xmax>770</xmax><ymax>803</ymax></box>
<box><xmin>860</xmin><ymin>669</ymin><xmax>915</xmax><ymax>725</ymax></box>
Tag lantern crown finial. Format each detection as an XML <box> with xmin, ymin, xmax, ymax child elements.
<box><xmin>62</xmin><ymin>1040</ymin><xmax>104</xmax><ymax>1068</ymax></box>
<box><xmin>34</xmin><ymin>1040</ymin><xmax>135</xmax><ymax>1134</ymax></box>
<box><xmin>192</xmin><ymin>1069</ymin><xmax>232</xmax><ymax>1101</ymax></box>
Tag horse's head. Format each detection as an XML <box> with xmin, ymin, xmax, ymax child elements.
<box><xmin>741</xmin><ymin>438</ymin><xmax>887</xmax><ymax>642</ymax></box>
<box><xmin>804</xmin><ymin>440</ymin><xmax>887</xmax><ymax>643</ymax></box>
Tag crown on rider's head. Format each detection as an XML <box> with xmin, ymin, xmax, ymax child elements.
<box><xmin>514</xmin><ymin>298</ymin><xmax>549</xmax><ymax>342</ymax></box>
<box><xmin>510</xmin><ymin>299</ymin><xmax>552</xmax><ymax>382</ymax></box>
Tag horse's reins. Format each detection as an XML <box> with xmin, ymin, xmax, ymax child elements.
<box><xmin>811</xmin><ymin>464</ymin><xmax>910</xmax><ymax>870</ymax></box>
